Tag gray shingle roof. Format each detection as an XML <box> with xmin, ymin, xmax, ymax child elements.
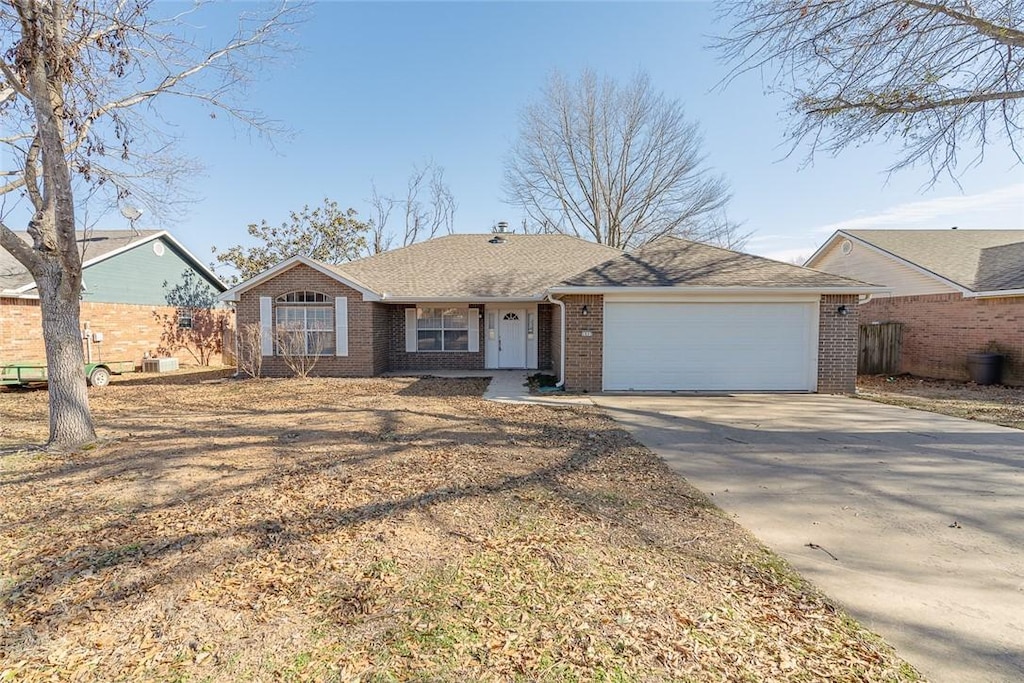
<box><xmin>335</xmin><ymin>234</ymin><xmax>623</xmax><ymax>298</ymax></box>
<box><xmin>844</xmin><ymin>229</ymin><xmax>1024</xmax><ymax>292</ymax></box>
<box><xmin>559</xmin><ymin>236</ymin><xmax>873</xmax><ymax>288</ymax></box>
<box><xmin>1</xmin><ymin>230</ymin><xmax>161</xmax><ymax>292</ymax></box>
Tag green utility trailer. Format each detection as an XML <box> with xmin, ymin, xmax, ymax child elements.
<box><xmin>0</xmin><ymin>361</ymin><xmax>136</xmax><ymax>388</ymax></box>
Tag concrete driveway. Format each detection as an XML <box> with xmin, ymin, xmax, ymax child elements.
<box><xmin>592</xmin><ymin>394</ymin><xmax>1024</xmax><ymax>683</ymax></box>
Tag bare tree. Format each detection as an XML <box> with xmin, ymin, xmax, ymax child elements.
<box><xmin>503</xmin><ymin>70</ymin><xmax>740</xmax><ymax>251</ymax></box>
<box><xmin>236</xmin><ymin>323</ymin><xmax>264</xmax><ymax>379</ymax></box>
<box><xmin>274</xmin><ymin>322</ymin><xmax>325</xmax><ymax>378</ymax></box>
<box><xmin>715</xmin><ymin>1</ymin><xmax>1024</xmax><ymax>180</ymax></box>
<box><xmin>367</xmin><ymin>181</ymin><xmax>398</xmax><ymax>255</ymax></box>
<box><xmin>365</xmin><ymin>162</ymin><xmax>458</xmax><ymax>254</ymax></box>
<box><xmin>0</xmin><ymin>0</ymin><xmax>295</xmax><ymax>448</ymax></box>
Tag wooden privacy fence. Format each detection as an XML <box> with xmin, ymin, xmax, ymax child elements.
<box><xmin>859</xmin><ymin>322</ymin><xmax>903</xmax><ymax>375</ymax></box>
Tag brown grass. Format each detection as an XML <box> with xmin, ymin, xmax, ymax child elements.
<box><xmin>857</xmin><ymin>375</ymin><xmax>1024</xmax><ymax>430</ymax></box>
<box><xmin>1</xmin><ymin>376</ymin><xmax>921</xmax><ymax>681</ymax></box>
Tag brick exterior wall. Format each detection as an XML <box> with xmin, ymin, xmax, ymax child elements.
<box><xmin>1</xmin><ymin>297</ymin><xmax>230</xmax><ymax>366</ymax></box>
<box><xmin>861</xmin><ymin>293</ymin><xmax>1024</xmax><ymax>385</ymax></box>
<box><xmin>537</xmin><ymin>303</ymin><xmax>554</xmax><ymax>371</ymax></box>
<box><xmin>371</xmin><ymin>303</ymin><xmax>391</xmax><ymax>375</ymax></box>
<box><xmin>558</xmin><ymin>294</ymin><xmax>858</xmax><ymax>394</ymax></box>
<box><xmin>387</xmin><ymin>304</ymin><xmax>486</xmax><ymax>372</ymax></box>
<box><xmin>562</xmin><ymin>295</ymin><xmax>604</xmax><ymax>392</ymax></box>
<box><xmin>818</xmin><ymin>295</ymin><xmax>859</xmax><ymax>394</ymax></box>
<box><xmin>236</xmin><ymin>264</ymin><xmax>381</xmax><ymax>377</ymax></box>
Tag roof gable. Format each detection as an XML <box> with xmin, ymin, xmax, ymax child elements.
<box><xmin>557</xmin><ymin>236</ymin><xmax>877</xmax><ymax>290</ymax></box>
<box><xmin>1</xmin><ymin>230</ymin><xmax>225</xmax><ymax>296</ymax></box>
<box><xmin>218</xmin><ymin>255</ymin><xmax>381</xmax><ymax>302</ymax></box>
<box><xmin>814</xmin><ymin>229</ymin><xmax>1024</xmax><ymax>293</ymax></box>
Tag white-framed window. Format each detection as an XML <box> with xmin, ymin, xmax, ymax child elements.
<box><xmin>275</xmin><ymin>291</ymin><xmax>335</xmax><ymax>355</ymax></box>
<box><xmin>417</xmin><ymin>307</ymin><xmax>470</xmax><ymax>351</ymax></box>
<box><xmin>177</xmin><ymin>308</ymin><xmax>194</xmax><ymax>329</ymax></box>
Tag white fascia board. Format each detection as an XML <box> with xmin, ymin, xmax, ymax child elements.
<box><xmin>61</xmin><ymin>231</ymin><xmax>228</xmax><ymax>292</ymax></box>
<box><xmin>966</xmin><ymin>288</ymin><xmax>1024</xmax><ymax>299</ymax></box>
<box><xmin>546</xmin><ymin>285</ymin><xmax>890</xmax><ymax>296</ymax></box>
<box><xmin>13</xmin><ymin>231</ymin><xmax>228</xmax><ymax>294</ymax></box>
<box><xmin>156</xmin><ymin>232</ymin><xmax>228</xmax><ymax>291</ymax></box>
<box><xmin>379</xmin><ymin>295</ymin><xmax>544</xmax><ymax>303</ymax></box>
<box><xmin>811</xmin><ymin>231</ymin><xmax>972</xmax><ymax>296</ymax></box>
<box><xmin>217</xmin><ymin>255</ymin><xmax>382</xmax><ymax>302</ymax></box>
<box><xmin>803</xmin><ymin>231</ymin><xmax>842</xmax><ymax>267</ymax></box>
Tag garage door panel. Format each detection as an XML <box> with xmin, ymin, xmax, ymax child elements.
<box><xmin>603</xmin><ymin>302</ymin><xmax>817</xmax><ymax>391</ymax></box>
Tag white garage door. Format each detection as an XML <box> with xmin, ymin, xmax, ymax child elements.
<box><xmin>603</xmin><ymin>301</ymin><xmax>818</xmax><ymax>391</ymax></box>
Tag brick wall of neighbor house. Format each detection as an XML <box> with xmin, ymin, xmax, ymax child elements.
<box><xmin>1</xmin><ymin>297</ymin><xmax>231</xmax><ymax>366</ymax></box>
<box><xmin>562</xmin><ymin>295</ymin><xmax>604</xmax><ymax>392</ymax></box>
<box><xmin>537</xmin><ymin>303</ymin><xmax>554</xmax><ymax>371</ymax></box>
<box><xmin>818</xmin><ymin>294</ymin><xmax>859</xmax><ymax>394</ymax></box>
<box><xmin>387</xmin><ymin>304</ymin><xmax>486</xmax><ymax>373</ymax></box>
<box><xmin>861</xmin><ymin>293</ymin><xmax>1024</xmax><ymax>385</ymax></box>
<box><xmin>236</xmin><ymin>264</ymin><xmax>379</xmax><ymax>377</ymax></box>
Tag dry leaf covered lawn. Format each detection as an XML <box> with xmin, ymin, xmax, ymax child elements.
<box><xmin>858</xmin><ymin>374</ymin><xmax>1024</xmax><ymax>430</ymax></box>
<box><xmin>1</xmin><ymin>376</ymin><xmax>920</xmax><ymax>682</ymax></box>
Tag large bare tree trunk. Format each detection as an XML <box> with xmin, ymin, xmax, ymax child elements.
<box><xmin>36</xmin><ymin>255</ymin><xmax>96</xmax><ymax>449</ymax></box>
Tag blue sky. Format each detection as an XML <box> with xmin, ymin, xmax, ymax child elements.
<box><xmin>51</xmin><ymin>2</ymin><xmax>1024</xmax><ymax>266</ymax></box>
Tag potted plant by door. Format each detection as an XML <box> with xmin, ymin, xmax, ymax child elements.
<box><xmin>966</xmin><ymin>343</ymin><xmax>1004</xmax><ymax>385</ymax></box>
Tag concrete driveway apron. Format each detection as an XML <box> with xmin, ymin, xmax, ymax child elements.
<box><xmin>592</xmin><ymin>394</ymin><xmax>1024</xmax><ymax>683</ymax></box>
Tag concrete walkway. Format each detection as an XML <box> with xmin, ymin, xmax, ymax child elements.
<box><xmin>592</xmin><ymin>393</ymin><xmax>1024</xmax><ymax>683</ymax></box>
<box><xmin>482</xmin><ymin>370</ymin><xmax>532</xmax><ymax>402</ymax></box>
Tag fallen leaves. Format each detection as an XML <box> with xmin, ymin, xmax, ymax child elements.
<box><xmin>1</xmin><ymin>377</ymin><xmax>922</xmax><ymax>681</ymax></box>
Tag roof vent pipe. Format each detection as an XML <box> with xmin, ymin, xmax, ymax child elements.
<box><xmin>493</xmin><ymin>221</ymin><xmax>510</xmax><ymax>234</ymax></box>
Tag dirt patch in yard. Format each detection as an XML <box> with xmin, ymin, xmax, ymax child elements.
<box><xmin>858</xmin><ymin>375</ymin><xmax>1024</xmax><ymax>430</ymax></box>
<box><xmin>1</xmin><ymin>377</ymin><xmax>920</xmax><ymax>681</ymax></box>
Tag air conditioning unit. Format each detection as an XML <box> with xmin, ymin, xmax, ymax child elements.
<box><xmin>142</xmin><ymin>357</ymin><xmax>179</xmax><ymax>373</ymax></box>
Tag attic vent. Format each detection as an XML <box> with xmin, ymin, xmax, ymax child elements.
<box><xmin>488</xmin><ymin>235</ymin><xmax>507</xmax><ymax>244</ymax></box>
<box><xmin>840</xmin><ymin>239</ymin><xmax>853</xmax><ymax>255</ymax></box>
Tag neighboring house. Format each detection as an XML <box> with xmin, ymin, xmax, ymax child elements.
<box><xmin>1</xmin><ymin>230</ymin><xmax>228</xmax><ymax>365</ymax></box>
<box><xmin>806</xmin><ymin>229</ymin><xmax>1024</xmax><ymax>385</ymax></box>
<box><xmin>221</xmin><ymin>233</ymin><xmax>880</xmax><ymax>393</ymax></box>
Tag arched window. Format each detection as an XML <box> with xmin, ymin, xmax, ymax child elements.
<box><xmin>274</xmin><ymin>291</ymin><xmax>334</xmax><ymax>355</ymax></box>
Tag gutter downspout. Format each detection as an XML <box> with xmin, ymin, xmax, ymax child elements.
<box><xmin>546</xmin><ymin>293</ymin><xmax>566</xmax><ymax>388</ymax></box>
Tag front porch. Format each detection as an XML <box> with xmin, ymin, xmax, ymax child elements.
<box><xmin>383</xmin><ymin>302</ymin><xmax>556</xmax><ymax>374</ymax></box>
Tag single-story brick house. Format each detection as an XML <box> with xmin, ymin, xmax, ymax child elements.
<box><xmin>222</xmin><ymin>233</ymin><xmax>881</xmax><ymax>393</ymax></box>
<box><xmin>1</xmin><ymin>230</ymin><xmax>228</xmax><ymax>365</ymax></box>
<box><xmin>806</xmin><ymin>229</ymin><xmax>1024</xmax><ymax>385</ymax></box>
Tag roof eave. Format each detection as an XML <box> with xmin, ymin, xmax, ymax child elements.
<box><xmin>1</xmin><ymin>289</ymin><xmax>39</xmax><ymax>299</ymax></box>
<box><xmin>217</xmin><ymin>255</ymin><xmax>383</xmax><ymax>302</ymax></box>
<box><xmin>965</xmin><ymin>287</ymin><xmax>1024</xmax><ymax>299</ymax></box>
<box><xmin>808</xmin><ymin>230</ymin><xmax>973</xmax><ymax>296</ymax></box>
<box><xmin>546</xmin><ymin>285</ymin><xmax>891</xmax><ymax>295</ymax></box>
<box><xmin>378</xmin><ymin>295</ymin><xmax>547</xmax><ymax>303</ymax></box>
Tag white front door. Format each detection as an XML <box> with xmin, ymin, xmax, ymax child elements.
<box><xmin>497</xmin><ymin>309</ymin><xmax>527</xmax><ymax>368</ymax></box>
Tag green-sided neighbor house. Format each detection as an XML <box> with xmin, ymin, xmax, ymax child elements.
<box><xmin>1</xmin><ymin>230</ymin><xmax>227</xmax><ymax>366</ymax></box>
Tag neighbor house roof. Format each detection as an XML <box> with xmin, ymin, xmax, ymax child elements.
<box><xmin>334</xmin><ymin>233</ymin><xmax>623</xmax><ymax>300</ymax></box>
<box><xmin>552</xmin><ymin>236</ymin><xmax>880</xmax><ymax>292</ymax></box>
<box><xmin>824</xmin><ymin>229</ymin><xmax>1024</xmax><ymax>293</ymax></box>
<box><xmin>1</xmin><ymin>230</ymin><xmax>225</xmax><ymax>296</ymax></box>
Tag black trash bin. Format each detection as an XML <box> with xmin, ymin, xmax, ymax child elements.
<box><xmin>966</xmin><ymin>352</ymin><xmax>1003</xmax><ymax>385</ymax></box>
